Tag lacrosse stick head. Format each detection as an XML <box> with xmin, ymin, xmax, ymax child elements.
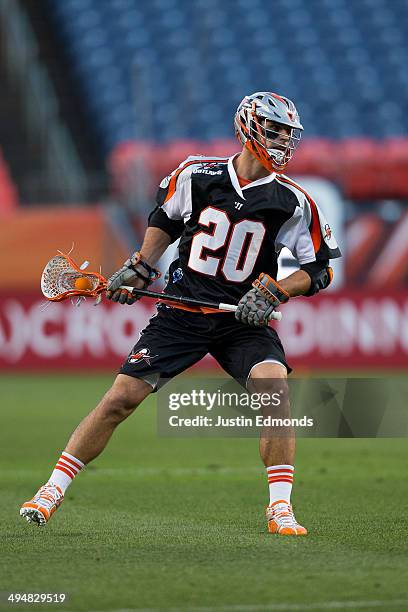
<box><xmin>41</xmin><ymin>251</ymin><xmax>107</xmax><ymax>301</ymax></box>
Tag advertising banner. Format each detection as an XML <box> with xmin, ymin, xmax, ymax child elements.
<box><xmin>0</xmin><ymin>290</ymin><xmax>407</xmax><ymax>371</ymax></box>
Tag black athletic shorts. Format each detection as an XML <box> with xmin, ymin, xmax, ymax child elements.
<box><xmin>120</xmin><ymin>305</ymin><xmax>291</xmax><ymax>389</ymax></box>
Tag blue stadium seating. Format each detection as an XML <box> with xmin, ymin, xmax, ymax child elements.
<box><xmin>48</xmin><ymin>0</ymin><xmax>408</xmax><ymax>154</ymax></box>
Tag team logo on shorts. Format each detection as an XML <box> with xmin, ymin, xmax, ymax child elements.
<box><xmin>128</xmin><ymin>348</ymin><xmax>157</xmax><ymax>366</ymax></box>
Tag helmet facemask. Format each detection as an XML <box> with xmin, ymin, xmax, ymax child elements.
<box><xmin>234</xmin><ymin>92</ymin><xmax>303</xmax><ymax>173</ymax></box>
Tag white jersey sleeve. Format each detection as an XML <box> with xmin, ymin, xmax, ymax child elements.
<box><xmin>274</xmin><ymin>176</ymin><xmax>341</xmax><ymax>263</ymax></box>
<box><xmin>157</xmin><ymin>156</ymin><xmax>198</xmax><ymax>222</ymax></box>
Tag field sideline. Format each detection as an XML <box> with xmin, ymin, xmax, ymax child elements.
<box><xmin>1</xmin><ymin>374</ymin><xmax>407</xmax><ymax>612</ymax></box>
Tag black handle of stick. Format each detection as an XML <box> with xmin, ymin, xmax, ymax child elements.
<box><xmin>120</xmin><ymin>286</ymin><xmax>233</xmax><ymax>310</ymax></box>
<box><xmin>118</xmin><ymin>285</ymin><xmax>282</xmax><ymax>320</ymax></box>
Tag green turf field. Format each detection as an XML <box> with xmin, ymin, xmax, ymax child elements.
<box><xmin>1</xmin><ymin>374</ymin><xmax>407</xmax><ymax>612</ymax></box>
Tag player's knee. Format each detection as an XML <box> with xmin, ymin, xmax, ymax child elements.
<box><xmin>248</xmin><ymin>364</ymin><xmax>290</xmax><ymax>417</ymax></box>
<box><xmin>103</xmin><ymin>392</ymin><xmax>135</xmax><ymax>422</ymax></box>
<box><xmin>101</xmin><ymin>376</ymin><xmax>152</xmax><ymax>423</ymax></box>
<box><xmin>248</xmin><ymin>362</ymin><xmax>288</xmax><ymax>393</ymax></box>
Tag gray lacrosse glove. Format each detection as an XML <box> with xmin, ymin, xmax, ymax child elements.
<box><xmin>106</xmin><ymin>251</ymin><xmax>161</xmax><ymax>305</ymax></box>
<box><xmin>235</xmin><ymin>273</ymin><xmax>289</xmax><ymax>327</ymax></box>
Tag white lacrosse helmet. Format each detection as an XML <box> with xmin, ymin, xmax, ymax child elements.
<box><xmin>234</xmin><ymin>91</ymin><xmax>303</xmax><ymax>173</ymax></box>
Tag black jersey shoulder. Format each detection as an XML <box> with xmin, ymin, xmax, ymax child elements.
<box><xmin>274</xmin><ymin>174</ymin><xmax>313</xmax><ymax>210</ymax></box>
<box><xmin>172</xmin><ymin>156</ymin><xmax>229</xmax><ymax>188</ymax></box>
<box><xmin>189</xmin><ymin>159</ymin><xmax>230</xmax><ymax>187</ymax></box>
<box><xmin>191</xmin><ymin>159</ymin><xmax>229</xmax><ymax>175</ymax></box>
<box><xmin>156</xmin><ymin>155</ymin><xmax>229</xmax><ymax>206</ymax></box>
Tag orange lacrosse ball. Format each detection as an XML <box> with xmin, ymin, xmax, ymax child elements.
<box><xmin>74</xmin><ymin>276</ymin><xmax>94</xmax><ymax>291</ymax></box>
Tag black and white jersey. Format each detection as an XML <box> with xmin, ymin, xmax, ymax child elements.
<box><xmin>148</xmin><ymin>154</ymin><xmax>341</xmax><ymax>305</ymax></box>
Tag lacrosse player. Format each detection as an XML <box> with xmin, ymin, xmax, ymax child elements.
<box><xmin>21</xmin><ymin>92</ymin><xmax>341</xmax><ymax>535</ymax></box>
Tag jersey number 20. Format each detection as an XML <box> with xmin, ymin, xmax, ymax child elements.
<box><xmin>188</xmin><ymin>206</ymin><xmax>266</xmax><ymax>282</ymax></box>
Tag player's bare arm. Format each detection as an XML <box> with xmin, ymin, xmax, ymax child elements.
<box><xmin>139</xmin><ymin>227</ymin><xmax>173</xmax><ymax>266</ymax></box>
<box><xmin>278</xmin><ymin>269</ymin><xmax>311</xmax><ymax>296</ymax></box>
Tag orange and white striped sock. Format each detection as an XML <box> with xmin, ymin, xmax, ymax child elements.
<box><xmin>49</xmin><ymin>452</ymin><xmax>85</xmax><ymax>494</ymax></box>
<box><xmin>266</xmin><ymin>464</ymin><xmax>294</xmax><ymax>505</ymax></box>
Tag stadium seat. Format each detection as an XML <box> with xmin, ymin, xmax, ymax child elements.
<box><xmin>44</xmin><ymin>0</ymin><xmax>408</xmax><ymax>199</ymax></box>
<box><xmin>47</xmin><ymin>0</ymin><xmax>408</xmax><ymax>154</ymax></box>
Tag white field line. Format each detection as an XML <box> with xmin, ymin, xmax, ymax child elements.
<box><xmin>81</xmin><ymin>599</ymin><xmax>408</xmax><ymax>612</ymax></box>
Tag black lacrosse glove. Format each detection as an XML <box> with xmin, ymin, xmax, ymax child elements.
<box><xmin>235</xmin><ymin>273</ymin><xmax>289</xmax><ymax>327</ymax></box>
<box><xmin>106</xmin><ymin>251</ymin><xmax>161</xmax><ymax>305</ymax></box>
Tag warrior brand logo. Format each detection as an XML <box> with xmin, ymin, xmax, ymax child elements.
<box><xmin>324</xmin><ymin>223</ymin><xmax>332</xmax><ymax>241</ymax></box>
<box><xmin>128</xmin><ymin>348</ymin><xmax>157</xmax><ymax>366</ymax></box>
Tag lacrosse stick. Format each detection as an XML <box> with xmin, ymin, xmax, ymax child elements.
<box><xmin>41</xmin><ymin>252</ymin><xmax>282</xmax><ymax>320</ymax></box>
<box><xmin>41</xmin><ymin>252</ymin><xmax>107</xmax><ymax>304</ymax></box>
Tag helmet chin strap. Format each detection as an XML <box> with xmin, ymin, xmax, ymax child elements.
<box><xmin>269</xmin><ymin>148</ymin><xmax>285</xmax><ymax>164</ymax></box>
<box><xmin>245</xmin><ymin>140</ymin><xmax>279</xmax><ymax>173</ymax></box>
